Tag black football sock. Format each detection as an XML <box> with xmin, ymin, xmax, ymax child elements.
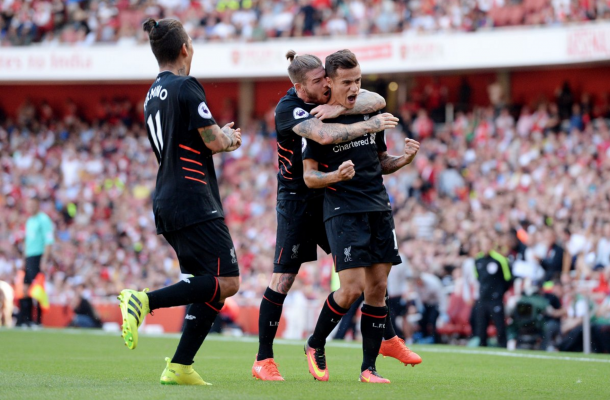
<box><xmin>18</xmin><ymin>298</ymin><xmax>29</xmax><ymax>325</ymax></box>
<box><xmin>360</xmin><ymin>304</ymin><xmax>388</xmax><ymax>372</ymax></box>
<box><xmin>257</xmin><ymin>287</ymin><xmax>287</xmax><ymax>361</ymax></box>
<box><xmin>35</xmin><ymin>302</ymin><xmax>42</xmax><ymax>325</ymax></box>
<box><xmin>23</xmin><ymin>297</ymin><xmax>33</xmax><ymax>324</ymax></box>
<box><xmin>308</xmin><ymin>292</ymin><xmax>349</xmax><ymax>349</ymax></box>
<box><xmin>383</xmin><ymin>292</ymin><xmax>397</xmax><ymax>340</ymax></box>
<box><xmin>171</xmin><ymin>301</ymin><xmax>222</xmax><ymax>365</ymax></box>
<box><xmin>147</xmin><ymin>275</ymin><xmax>220</xmax><ymax>311</ymax></box>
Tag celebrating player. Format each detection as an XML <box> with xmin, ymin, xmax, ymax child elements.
<box><xmin>302</xmin><ymin>49</ymin><xmax>421</xmax><ymax>383</ymax></box>
<box><xmin>252</xmin><ymin>50</ymin><xmax>400</xmax><ymax>381</ymax></box>
<box><xmin>117</xmin><ymin>18</ymin><xmax>242</xmax><ymax>386</ymax></box>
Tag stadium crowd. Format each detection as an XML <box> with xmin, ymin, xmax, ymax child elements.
<box><xmin>0</xmin><ymin>80</ymin><xmax>610</xmax><ymax>351</ymax></box>
<box><xmin>1</xmin><ymin>0</ymin><xmax>609</xmax><ymax>46</ymax></box>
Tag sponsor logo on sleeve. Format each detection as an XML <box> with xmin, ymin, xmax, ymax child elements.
<box><xmin>198</xmin><ymin>102</ymin><xmax>212</xmax><ymax>119</ymax></box>
<box><xmin>487</xmin><ymin>262</ymin><xmax>498</xmax><ymax>274</ymax></box>
<box><xmin>293</xmin><ymin>107</ymin><xmax>309</xmax><ymax>120</ymax></box>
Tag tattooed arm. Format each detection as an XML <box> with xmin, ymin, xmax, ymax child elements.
<box><xmin>198</xmin><ymin>122</ymin><xmax>242</xmax><ymax>153</ymax></box>
<box><xmin>293</xmin><ymin>113</ymin><xmax>399</xmax><ymax>145</ymax></box>
<box><xmin>378</xmin><ymin>138</ymin><xmax>420</xmax><ymax>175</ymax></box>
<box><xmin>311</xmin><ymin>89</ymin><xmax>386</xmax><ymax>120</ymax></box>
<box><xmin>378</xmin><ymin>152</ymin><xmax>409</xmax><ymax>175</ymax></box>
<box><xmin>303</xmin><ymin>158</ymin><xmax>355</xmax><ymax>189</ymax></box>
<box><xmin>345</xmin><ymin>89</ymin><xmax>386</xmax><ymax>115</ymax></box>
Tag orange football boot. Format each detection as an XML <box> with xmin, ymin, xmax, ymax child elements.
<box><xmin>304</xmin><ymin>339</ymin><xmax>329</xmax><ymax>381</ymax></box>
<box><xmin>379</xmin><ymin>336</ymin><xmax>422</xmax><ymax>366</ymax></box>
<box><xmin>252</xmin><ymin>357</ymin><xmax>285</xmax><ymax>381</ymax></box>
<box><xmin>359</xmin><ymin>367</ymin><xmax>390</xmax><ymax>383</ymax></box>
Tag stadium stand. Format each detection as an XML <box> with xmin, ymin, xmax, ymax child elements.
<box><xmin>1</xmin><ymin>0</ymin><xmax>609</xmax><ymax>46</ymax></box>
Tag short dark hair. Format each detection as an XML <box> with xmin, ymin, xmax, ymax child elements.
<box><xmin>285</xmin><ymin>50</ymin><xmax>323</xmax><ymax>84</ymax></box>
<box><xmin>143</xmin><ymin>18</ymin><xmax>190</xmax><ymax>66</ymax></box>
<box><xmin>325</xmin><ymin>49</ymin><xmax>359</xmax><ymax>79</ymax></box>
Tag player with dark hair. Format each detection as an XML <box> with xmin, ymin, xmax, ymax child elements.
<box><xmin>117</xmin><ymin>18</ymin><xmax>242</xmax><ymax>386</ymax></box>
<box><xmin>302</xmin><ymin>49</ymin><xmax>421</xmax><ymax>383</ymax></box>
<box><xmin>252</xmin><ymin>50</ymin><xmax>400</xmax><ymax>381</ymax></box>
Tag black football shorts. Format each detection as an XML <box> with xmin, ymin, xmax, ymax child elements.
<box><xmin>24</xmin><ymin>255</ymin><xmax>42</xmax><ymax>284</ymax></box>
<box><xmin>163</xmin><ymin>218</ymin><xmax>239</xmax><ymax>277</ymax></box>
<box><xmin>274</xmin><ymin>196</ymin><xmax>331</xmax><ymax>274</ymax></box>
<box><xmin>325</xmin><ymin>211</ymin><xmax>402</xmax><ymax>272</ymax></box>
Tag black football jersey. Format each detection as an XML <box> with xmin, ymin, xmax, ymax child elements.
<box><xmin>143</xmin><ymin>71</ymin><xmax>224</xmax><ymax>233</ymax></box>
<box><xmin>302</xmin><ymin>113</ymin><xmax>391</xmax><ymax>221</ymax></box>
<box><xmin>475</xmin><ymin>251</ymin><xmax>512</xmax><ymax>301</ymax></box>
<box><xmin>275</xmin><ymin>87</ymin><xmax>322</xmax><ymax>201</ymax></box>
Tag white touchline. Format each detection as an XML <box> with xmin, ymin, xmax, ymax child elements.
<box><xmin>414</xmin><ymin>347</ymin><xmax>610</xmax><ymax>364</ymax></box>
<box><xmin>43</xmin><ymin>328</ymin><xmax>610</xmax><ymax>364</ymax></box>
<box><xmin>203</xmin><ymin>337</ymin><xmax>610</xmax><ymax>364</ymax></box>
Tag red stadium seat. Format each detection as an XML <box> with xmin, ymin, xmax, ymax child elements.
<box><xmin>437</xmin><ymin>294</ymin><xmax>472</xmax><ymax>337</ymax></box>
<box><xmin>438</xmin><ymin>294</ymin><xmax>500</xmax><ymax>339</ymax></box>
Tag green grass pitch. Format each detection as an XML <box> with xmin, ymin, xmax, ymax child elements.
<box><xmin>1</xmin><ymin>329</ymin><xmax>609</xmax><ymax>400</ymax></box>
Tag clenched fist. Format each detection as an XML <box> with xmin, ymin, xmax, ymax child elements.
<box><xmin>338</xmin><ymin>160</ymin><xmax>355</xmax><ymax>181</ymax></box>
<box><xmin>404</xmin><ymin>138</ymin><xmax>420</xmax><ymax>164</ymax></box>
<box><xmin>222</xmin><ymin>122</ymin><xmax>242</xmax><ymax>151</ymax></box>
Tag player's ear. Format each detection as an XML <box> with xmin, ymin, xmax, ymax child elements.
<box><xmin>181</xmin><ymin>43</ymin><xmax>189</xmax><ymax>57</ymax></box>
<box><xmin>294</xmin><ymin>82</ymin><xmax>302</xmax><ymax>93</ymax></box>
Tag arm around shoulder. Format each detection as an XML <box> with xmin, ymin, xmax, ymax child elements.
<box><xmin>344</xmin><ymin>89</ymin><xmax>386</xmax><ymax>115</ymax></box>
<box><xmin>293</xmin><ymin>113</ymin><xmax>399</xmax><ymax>145</ymax></box>
<box><xmin>310</xmin><ymin>90</ymin><xmax>386</xmax><ymax>120</ymax></box>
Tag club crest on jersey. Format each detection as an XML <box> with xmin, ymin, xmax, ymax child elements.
<box><xmin>344</xmin><ymin>246</ymin><xmax>352</xmax><ymax>262</ymax></box>
<box><xmin>363</xmin><ymin>114</ymin><xmax>370</xmax><ymax>121</ymax></box>
<box><xmin>291</xmin><ymin>244</ymin><xmax>300</xmax><ymax>259</ymax></box>
<box><xmin>293</xmin><ymin>107</ymin><xmax>309</xmax><ymax>120</ymax></box>
<box><xmin>230</xmin><ymin>248</ymin><xmax>237</xmax><ymax>264</ymax></box>
<box><xmin>198</xmin><ymin>102</ymin><xmax>212</xmax><ymax>119</ymax></box>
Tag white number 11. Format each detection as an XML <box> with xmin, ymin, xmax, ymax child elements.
<box><xmin>147</xmin><ymin>110</ymin><xmax>164</xmax><ymax>156</ymax></box>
